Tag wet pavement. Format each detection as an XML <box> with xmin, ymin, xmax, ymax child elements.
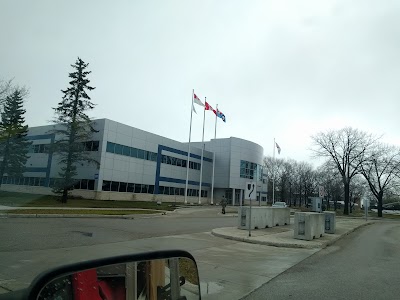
<box><xmin>0</xmin><ymin>207</ymin><xmax>374</xmax><ymax>299</ymax></box>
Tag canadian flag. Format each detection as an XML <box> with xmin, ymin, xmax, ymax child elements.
<box><xmin>205</xmin><ymin>101</ymin><xmax>216</xmax><ymax>115</ymax></box>
<box><xmin>193</xmin><ymin>93</ymin><xmax>204</xmax><ymax>107</ymax></box>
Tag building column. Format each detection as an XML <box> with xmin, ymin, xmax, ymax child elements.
<box><xmin>239</xmin><ymin>189</ymin><xmax>243</xmax><ymax>207</ymax></box>
<box><xmin>232</xmin><ymin>188</ymin><xmax>236</xmax><ymax>206</ymax></box>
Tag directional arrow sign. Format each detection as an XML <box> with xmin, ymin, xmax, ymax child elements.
<box><xmin>245</xmin><ymin>181</ymin><xmax>257</xmax><ymax>200</ymax></box>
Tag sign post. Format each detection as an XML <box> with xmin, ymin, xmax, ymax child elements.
<box><xmin>245</xmin><ymin>181</ymin><xmax>257</xmax><ymax>237</ymax></box>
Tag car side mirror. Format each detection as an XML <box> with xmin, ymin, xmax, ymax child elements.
<box><xmin>27</xmin><ymin>250</ymin><xmax>201</xmax><ymax>300</ymax></box>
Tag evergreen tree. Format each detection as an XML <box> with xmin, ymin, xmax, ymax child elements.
<box><xmin>52</xmin><ymin>57</ymin><xmax>98</xmax><ymax>203</ymax></box>
<box><xmin>0</xmin><ymin>89</ymin><xmax>31</xmax><ymax>187</ymax></box>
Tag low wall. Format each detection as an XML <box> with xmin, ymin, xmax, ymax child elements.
<box><xmin>294</xmin><ymin>212</ymin><xmax>325</xmax><ymax>241</ymax></box>
<box><xmin>238</xmin><ymin>207</ymin><xmax>290</xmax><ymax>230</ymax></box>
<box><xmin>324</xmin><ymin>211</ymin><xmax>336</xmax><ymax>234</ymax></box>
<box><xmin>271</xmin><ymin>207</ymin><xmax>291</xmax><ymax>226</ymax></box>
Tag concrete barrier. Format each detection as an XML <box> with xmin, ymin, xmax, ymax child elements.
<box><xmin>238</xmin><ymin>207</ymin><xmax>290</xmax><ymax>230</ymax></box>
<box><xmin>294</xmin><ymin>212</ymin><xmax>325</xmax><ymax>241</ymax></box>
<box><xmin>324</xmin><ymin>211</ymin><xmax>336</xmax><ymax>234</ymax></box>
<box><xmin>271</xmin><ymin>207</ymin><xmax>290</xmax><ymax>226</ymax></box>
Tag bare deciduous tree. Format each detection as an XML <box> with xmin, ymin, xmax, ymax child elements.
<box><xmin>311</xmin><ymin>127</ymin><xmax>377</xmax><ymax>215</ymax></box>
<box><xmin>360</xmin><ymin>144</ymin><xmax>400</xmax><ymax>217</ymax></box>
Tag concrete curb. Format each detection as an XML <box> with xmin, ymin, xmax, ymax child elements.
<box><xmin>211</xmin><ymin>221</ymin><xmax>375</xmax><ymax>249</ymax></box>
<box><xmin>0</xmin><ymin>212</ymin><xmax>167</xmax><ymax>219</ymax></box>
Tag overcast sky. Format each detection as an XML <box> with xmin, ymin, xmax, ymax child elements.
<box><xmin>1</xmin><ymin>0</ymin><xmax>399</xmax><ymax>164</ymax></box>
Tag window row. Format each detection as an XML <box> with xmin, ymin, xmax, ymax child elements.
<box><xmin>1</xmin><ymin>176</ymin><xmax>95</xmax><ymax>190</ymax></box>
<box><xmin>158</xmin><ymin>186</ymin><xmax>207</xmax><ymax>197</ymax></box>
<box><xmin>102</xmin><ymin>181</ymin><xmax>155</xmax><ymax>193</ymax></box>
<box><xmin>2</xmin><ymin>176</ymin><xmax>47</xmax><ymax>186</ymax></box>
<box><xmin>28</xmin><ymin>141</ymin><xmax>99</xmax><ymax>154</ymax></box>
<box><xmin>106</xmin><ymin>142</ymin><xmax>202</xmax><ymax>170</ymax></box>
<box><xmin>161</xmin><ymin>155</ymin><xmax>201</xmax><ymax>170</ymax></box>
<box><xmin>106</xmin><ymin>142</ymin><xmax>158</xmax><ymax>161</ymax></box>
<box><xmin>48</xmin><ymin>178</ymin><xmax>95</xmax><ymax>190</ymax></box>
<box><xmin>101</xmin><ymin>180</ymin><xmax>208</xmax><ymax>197</ymax></box>
<box><xmin>29</xmin><ymin>144</ymin><xmax>51</xmax><ymax>153</ymax></box>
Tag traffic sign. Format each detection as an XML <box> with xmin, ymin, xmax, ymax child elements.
<box><xmin>245</xmin><ymin>182</ymin><xmax>257</xmax><ymax>200</ymax></box>
<box><xmin>319</xmin><ymin>186</ymin><xmax>325</xmax><ymax>198</ymax></box>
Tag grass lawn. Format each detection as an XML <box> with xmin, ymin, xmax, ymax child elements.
<box><xmin>5</xmin><ymin>209</ymin><xmax>160</xmax><ymax>215</ymax></box>
<box><xmin>0</xmin><ymin>191</ymin><xmax>176</xmax><ymax>211</ymax></box>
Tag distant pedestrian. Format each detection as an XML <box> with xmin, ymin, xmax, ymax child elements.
<box><xmin>221</xmin><ymin>196</ymin><xmax>227</xmax><ymax>214</ymax></box>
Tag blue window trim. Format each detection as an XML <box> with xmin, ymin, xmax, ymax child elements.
<box><xmin>161</xmin><ymin>145</ymin><xmax>213</xmax><ymax>162</ymax></box>
<box><xmin>154</xmin><ymin>144</ymin><xmax>212</xmax><ymax>194</ymax></box>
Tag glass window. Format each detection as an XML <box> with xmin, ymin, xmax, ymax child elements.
<box><xmin>162</xmin><ymin>155</ymin><xmax>167</xmax><ymax>163</ymax></box>
<box><xmin>88</xmin><ymin>180</ymin><xmax>95</xmax><ymax>190</ymax></box>
<box><xmin>114</xmin><ymin>144</ymin><xmax>123</xmax><ymax>155</ymax></box>
<box><xmin>240</xmin><ymin>160</ymin><xmax>246</xmax><ymax>168</ymax></box>
<box><xmin>151</xmin><ymin>152</ymin><xmax>158</xmax><ymax>162</ymax></box>
<box><xmin>141</xmin><ymin>184</ymin><xmax>148</xmax><ymax>193</ymax></box>
<box><xmin>171</xmin><ymin>157</ymin><xmax>177</xmax><ymax>165</ymax></box>
<box><xmin>134</xmin><ymin>184</ymin><xmax>141</xmax><ymax>193</ymax></box>
<box><xmin>106</xmin><ymin>142</ymin><xmax>115</xmax><ymax>153</ymax></box>
<box><xmin>137</xmin><ymin>149</ymin><xmax>145</xmax><ymax>159</ymax></box>
<box><xmin>102</xmin><ymin>180</ymin><xmax>111</xmax><ymax>191</ymax></box>
<box><xmin>127</xmin><ymin>183</ymin><xmax>134</xmax><ymax>192</ymax></box>
<box><xmin>110</xmin><ymin>181</ymin><xmax>119</xmax><ymax>191</ymax></box>
<box><xmin>159</xmin><ymin>186</ymin><xmax>164</xmax><ymax>194</ymax></box>
<box><xmin>119</xmin><ymin>182</ymin><xmax>127</xmax><ymax>192</ymax></box>
<box><xmin>182</xmin><ymin>160</ymin><xmax>187</xmax><ymax>168</ymax></box>
<box><xmin>81</xmin><ymin>179</ymin><xmax>89</xmax><ymax>190</ymax></box>
<box><xmin>130</xmin><ymin>147</ymin><xmax>138</xmax><ymax>158</ymax></box>
<box><xmin>43</xmin><ymin>144</ymin><xmax>50</xmax><ymax>153</ymax></box>
<box><xmin>92</xmin><ymin>141</ymin><xmax>99</xmax><ymax>151</ymax></box>
<box><xmin>122</xmin><ymin>146</ymin><xmax>130</xmax><ymax>156</ymax></box>
<box><xmin>73</xmin><ymin>180</ymin><xmax>81</xmax><ymax>189</ymax></box>
<box><xmin>148</xmin><ymin>185</ymin><xmax>154</xmax><ymax>194</ymax></box>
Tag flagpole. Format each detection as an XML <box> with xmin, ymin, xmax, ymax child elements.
<box><xmin>184</xmin><ymin>90</ymin><xmax>194</xmax><ymax>204</ymax></box>
<box><xmin>272</xmin><ymin>137</ymin><xmax>275</xmax><ymax>204</ymax></box>
<box><xmin>210</xmin><ymin>104</ymin><xmax>218</xmax><ymax>205</ymax></box>
<box><xmin>198</xmin><ymin>97</ymin><xmax>206</xmax><ymax>205</ymax></box>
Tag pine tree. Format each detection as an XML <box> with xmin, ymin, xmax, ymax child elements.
<box><xmin>0</xmin><ymin>89</ymin><xmax>31</xmax><ymax>187</ymax></box>
<box><xmin>52</xmin><ymin>57</ymin><xmax>98</xmax><ymax>203</ymax></box>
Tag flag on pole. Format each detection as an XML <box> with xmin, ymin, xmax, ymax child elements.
<box><xmin>216</xmin><ymin>109</ymin><xmax>226</xmax><ymax>122</ymax></box>
<box><xmin>193</xmin><ymin>93</ymin><xmax>204</xmax><ymax>107</ymax></box>
<box><xmin>275</xmin><ymin>142</ymin><xmax>281</xmax><ymax>154</ymax></box>
<box><xmin>205</xmin><ymin>101</ymin><xmax>216</xmax><ymax>115</ymax></box>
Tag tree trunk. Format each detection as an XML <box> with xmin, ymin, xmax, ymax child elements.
<box><xmin>377</xmin><ymin>192</ymin><xmax>383</xmax><ymax>218</ymax></box>
<box><xmin>343</xmin><ymin>181</ymin><xmax>350</xmax><ymax>215</ymax></box>
<box><xmin>0</xmin><ymin>136</ymin><xmax>11</xmax><ymax>189</ymax></box>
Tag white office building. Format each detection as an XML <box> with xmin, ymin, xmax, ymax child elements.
<box><xmin>0</xmin><ymin>119</ymin><xmax>267</xmax><ymax>204</ymax></box>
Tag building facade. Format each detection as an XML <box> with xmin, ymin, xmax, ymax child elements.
<box><xmin>1</xmin><ymin>119</ymin><xmax>267</xmax><ymax>204</ymax></box>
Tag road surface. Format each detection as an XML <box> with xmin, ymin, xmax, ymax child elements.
<box><xmin>0</xmin><ymin>207</ymin><xmax>236</xmax><ymax>251</ymax></box>
<box><xmin>243</xmin><ymin>221</ymin><xmax>400</xmax><ymax>300</ymax></box>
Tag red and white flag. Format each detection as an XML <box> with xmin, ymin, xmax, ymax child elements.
<box><xmin>193</xmin><ymin>93</ymin><xmax>204</xmax><ymax>107</ymax></box>
<box><xmin>205</xmin><ymin>101</ymin><xmax>216</xmax><ymax>115</ymax></box>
